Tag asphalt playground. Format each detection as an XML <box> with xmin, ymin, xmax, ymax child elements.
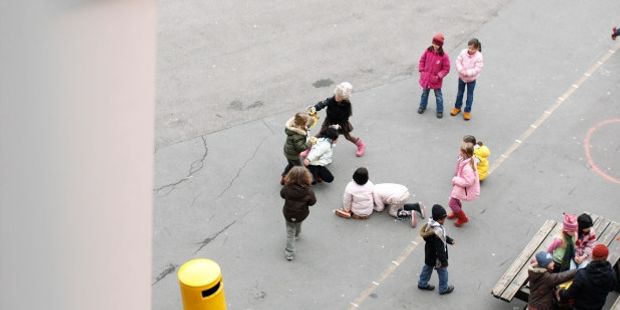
<box><xmin>152</xmin><ymin>0</ymin><xmax>620</xmax><ymax>309</ymax></box>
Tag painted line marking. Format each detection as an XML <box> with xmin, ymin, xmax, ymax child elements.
<box><xmin>349</xmin><ymin>45</ymin><xmax>619</xmax><ymax>309</ymax></box>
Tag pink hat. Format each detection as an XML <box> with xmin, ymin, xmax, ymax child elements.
<box><xmin>562</xmin><ymin>213</ymin><xmax>578</xmax><ymax>233</ymax></box>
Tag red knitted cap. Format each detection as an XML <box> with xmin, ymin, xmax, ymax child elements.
<box><xmin>592</xmin><ymin>244</ymin><xmax>609</xmax><ymax>259</ymax></box>
<box><xmin>432</xmin><ymin>33</ymin><xmax>444</xmax><ymax>46</ymax></box>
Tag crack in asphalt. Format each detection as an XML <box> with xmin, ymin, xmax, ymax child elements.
<box><xmin>154</xmin><ymin>136</ymin><xmax>208</xmax><ymax>196</ymax></box>
<box><xmin>152</xmin><ymin>263</ymin><xmax>178</xmax><ymax>286</ymax></box>
<box><xmin>216</xmin><ymin>136</ymin><xmax>268</xmax><ymax>198</ymax></box>
<box><xmin>194</xmin><ymin>221</ymin><xmax>236</xmax><ymax>254</ymax></box>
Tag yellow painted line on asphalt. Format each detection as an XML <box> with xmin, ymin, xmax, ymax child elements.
<box><xmin>348</xmin><ymin>45</ymin><xmax>618</xmax><ymax>309</ymax></box>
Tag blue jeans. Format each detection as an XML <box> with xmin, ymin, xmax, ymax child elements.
<box><xmin>454</xmin><ymin>79</ymin><xmax>476</xmax><ymax>112</ymax></box>
<box><xmin>418</xmin><ymin>264</ymin><xmax>449</xmax><ymax>293</ymax></box>
<box><xmin>419</xmin><ymin>88</ymin><xmax>443</xmax><ymax>112</ymax></box>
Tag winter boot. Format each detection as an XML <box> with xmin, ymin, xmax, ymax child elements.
<box><xmin>447</xmin><ymin>211</ymin><xmax>457</xmax><ymax>220</ymax></box>
<box><xmin>410</xmin><ymin>211</ymin><xmax>418</xmax><ymax>228</ymax></box>
<box><xmin>463</xmin><ymin>112</ymin><xmax>471</xmax><ymax>121</ymax></box>
<box><xmin>355</xmin><ymin>138</ymin><xmax>366</xmax><ymax>157</ymax></box>
<box><xmin>450</xmin><ymin>108</ymin><xmax>461</xmax><ymax>116</ymax></box>
<box><xmin>454</xmin><ymin>210</ymin><xmax>469</xmax><ymax>227</ymax></box>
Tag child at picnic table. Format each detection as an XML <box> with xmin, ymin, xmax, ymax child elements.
<box><xmin>527</xmin><ymin>251</ymin><xmax>577</xmax><ymax>310</ymax></box>
<box><xmin>573</xmin><ymin>213</ymin><xmax>596</xmax><ymax>269</ymax></box>
<box><xmin>547</xmin><ymin>213</ymin><xmax>578</xmax><ymax>272</ymax></box>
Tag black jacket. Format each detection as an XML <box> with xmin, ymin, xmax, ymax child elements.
<box><xmin>419</xmin><ymin>221</ymin><xmax>454</xmax><ymax>267</ymax></box>
<box><xmin>280</xmin><ymin>184</ymin><xmax>316</xmax><ymax>223</ymax></box>
<box><xmin>314</xmin><ymin>96</ymin><xmax>352</xmax><ymax>125</ymax></box>
<box><xmin>560</xmin><ymin>260</ymin><xmax>617</xmax><ymax>310</ymax></box>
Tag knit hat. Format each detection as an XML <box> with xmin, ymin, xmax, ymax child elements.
<box><xmin>535</xmin><ymin>251</ymin><xmax>553</xmax><ymax>268</ymax></box>
<box><xmin>431</xmin><ymin>204</ymin><xmax>447</xmax><ymax>221</ymax></box>
<box><xmin>577</xmin><ymin>213</ymin><xmax>593</xmax><ymax>230</ymax></box>
<box><xmin>562</xmin><ymin>213</ymin><xmax>578</xmax><ymax>233</ymax></box>
<box><xmin>592</xmin><ymin>244</ymin><xmax>609</xmax><ymax>260</ymax></box>
<box><xmin>432</xmin><ymin>33</ymin><xmax>445</xmax><ymax>46</ymax></box>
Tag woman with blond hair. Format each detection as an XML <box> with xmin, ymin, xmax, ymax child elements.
<box><xmin>280</xmin><ymin>166</ymin><xmax>316</xmax><ymax>261</ymax></box>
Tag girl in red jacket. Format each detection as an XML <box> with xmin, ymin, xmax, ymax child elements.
<box><xmin>417</xmin><ymin>33</ymin><xmax>451</xmax><ymax>118</ymax></box>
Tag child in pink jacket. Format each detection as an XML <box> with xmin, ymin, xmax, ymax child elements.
<box><xmin>417</xmin><ymin>33</ymin><xmax>451</xmax><ymax>119</ymax></box>
<box><xmin>450</xmin><ymin>38</ymin><xmax>483</xmax><ymax>121</ymax></box>
<box><xmin>335</xmin><ymin>167</ymin><xmax>374</xmax><ymax>219</ymax></box>
<box><xmin>448</xmin><ymin>142</ymin><xmax>480</xmax><ymax>227</ymax></box>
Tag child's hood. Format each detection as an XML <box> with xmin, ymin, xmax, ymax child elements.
<box><xmin>285</xmin><ymin>117</ymin><xmax>307</xmax><ymax>136</ymax></box>
<box><xmin>474</xmin><ymin>145</ymin><xmax>490</xmax><ymax>158</ymax></box>
<box><xmin>283</xmin><ymin>184</ymin><xmax>311</xmax><ymax>200</ymax></box>
<box><xmin>419</xmin><ymin>219</ymin><xmax>444</xmax><ymax>239</ymax></box>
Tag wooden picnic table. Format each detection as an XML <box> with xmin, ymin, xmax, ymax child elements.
<box><xmin>492</xmin><ymin>213</ymin><xmax>620</xmax><ymax>307</ymax></box>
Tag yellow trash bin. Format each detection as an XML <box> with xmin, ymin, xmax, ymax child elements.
<box><xmin>178</xmin><ymin>258</ymin><xmax>227</xmax><ymax>310</ymax></box>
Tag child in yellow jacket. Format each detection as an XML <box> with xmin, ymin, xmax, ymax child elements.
<box><xmin>462</xmin><ymin>135</ymin><xmax>490</xmax><ymax>181</ymax></box>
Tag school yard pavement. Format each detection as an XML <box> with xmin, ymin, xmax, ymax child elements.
<box><xmin>153</xmin><ymin>0</ymin><xmax>620</xmax><ymax>309</ymax></box>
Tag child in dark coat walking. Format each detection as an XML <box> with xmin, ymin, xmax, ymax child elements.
<box><xmin>280</xmin><ymin>166</ymin><xmax>317</xmax><ymax>261</ymax></box>
<box><xmin>417</xmin><ymin>204</ymin><xmax>455</xmax><ymax>295</ymax></box>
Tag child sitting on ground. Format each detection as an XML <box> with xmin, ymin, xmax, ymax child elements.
<box><xmin>335</xmin><ymin>167</ymin><xmax>374</xmax><ymax>220</ymax></box>
<box><xmin>372</xmin><ymin>183</ymin><xmax>426</xmax><ymax>227</ymax></box>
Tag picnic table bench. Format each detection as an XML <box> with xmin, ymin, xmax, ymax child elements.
<box><xmin>492</xmin><ymin>213</ymin><xmax>620</xmax><ymax>308</ymax></box>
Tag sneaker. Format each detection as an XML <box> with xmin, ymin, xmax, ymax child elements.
<box><xmin>439</xmin><ymin>285</ymin><xmax>454</xmax><ymax>295</ymax></box>
<box><xmin>436</xmin><ymin>112</ymin><xmax>443</xmax><ymax>119</ymax></box>
<box><xmin>396</xmin><ymin>209</ymin><xmax>411</xmax><ymax>219</ymax></box>
<box><xmin>411</xmin><ymin>212</ymin><xmax>418</xmax><ymax>227</ymax></box>
<box><xmin>417</xmin><ymin>107</ymin><xmax>426</xmax><ymax>114</ymax></box>
<box><xmin>463</xmin><ymin>112</ymin><xmax>471</xmax><ymax>121</ymax></box>
<box><xmin>450</xmin><ymin>108</ymin><xmax>461</xmax><ymax>116</ymax></box>
<box><xmin>418</xmin><ymin>284</ymin><xmax>435</xmax><ymax>291</ymax></box>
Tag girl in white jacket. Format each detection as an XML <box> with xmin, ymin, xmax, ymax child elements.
<box><xmin>335</xmin><ymin>167</ymin><xmax>374</xmax><ymax>219</ymax></box>
<box><xmin>450</xmin><ymin>38</ymin><xmax>483</xmax><ymax>121</ymax></box>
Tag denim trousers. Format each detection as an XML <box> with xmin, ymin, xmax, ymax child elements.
<box><xmin>454</xmin><ymin>79</ymin><xmax>476</xmax><ymax>112</ymax></box>
<box><xmin>419</xmin><ymin>88</ymin><xmax>443</xmax><ymax>112</ymax></box>
<box><xmin>418</xmin><ymin>264</ymin><xmax>449</xmax><ymax>293</ymax></box>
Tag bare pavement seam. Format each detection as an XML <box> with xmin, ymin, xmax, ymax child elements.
<box><xmin>154</xmin><ymin>135</ymin><xmax>208</xmax><ymax>196</ymax></box>
<box><xmin>346</xmin><ymin>46</ymin><xmax>619</xmax><ymax>310</ymax></box>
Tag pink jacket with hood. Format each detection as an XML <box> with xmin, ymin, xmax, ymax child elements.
<box><xmin>450</xmin><ymin>158</ymin><xmax>480</xmax><ymax>201</ymax></box>
<box><xmin>418</xmin><ymin>48</ymin><xmax>450</xmax><ymax>89</ymax></box>
<box><xmin>455</xmin><ymin>49</ymin><xmax>483</xmax><ymax>83</ymax></box>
